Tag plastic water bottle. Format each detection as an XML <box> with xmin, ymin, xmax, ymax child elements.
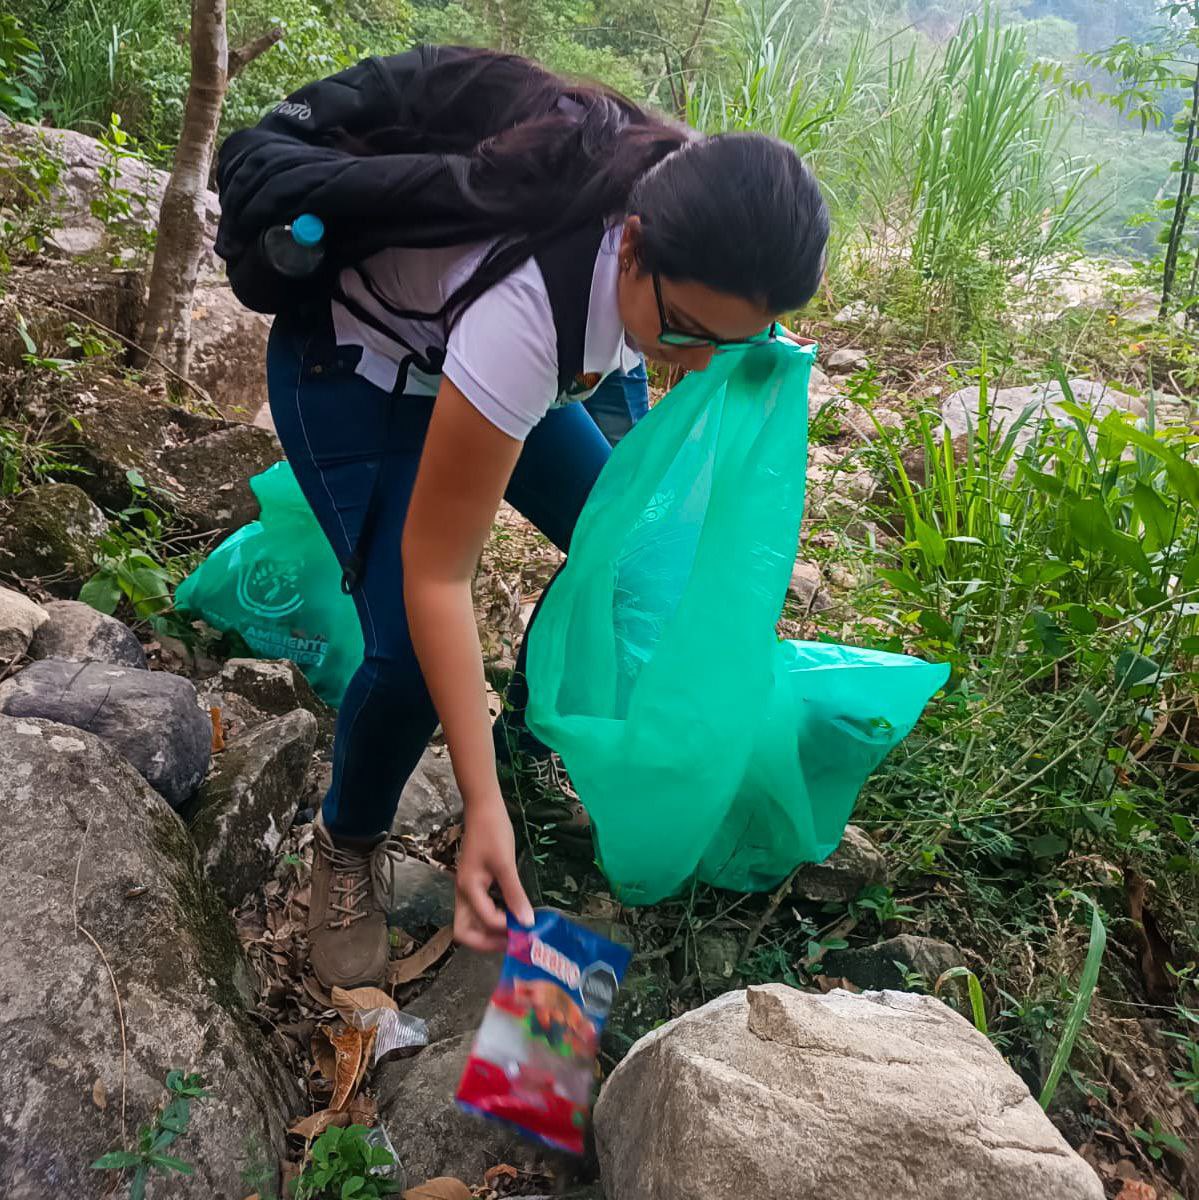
<box><xmin>261</xmin><ymin>213</ymin><xmax>325</xmax><ymax>278</ymax></box>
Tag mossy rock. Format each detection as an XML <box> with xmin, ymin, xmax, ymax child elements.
<box><xmin>0</xmin><ymin>481</ymin><xmax>106</xmax><ymax>596</ymax></box>
<box><xmin>55</xmin><ymin>378</ymin><xmax>280</xmax><ymax>535</ymax></box>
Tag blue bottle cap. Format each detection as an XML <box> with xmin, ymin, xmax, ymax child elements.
<box><xmin>291</xmin><ymin>213</ymin><xmax>325</xmax><ymax>248</ymax></box>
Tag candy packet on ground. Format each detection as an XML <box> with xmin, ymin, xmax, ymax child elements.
<box><xmin>456</xmin><ymin>909</ymin><xmax>631</xmax><ymax>1155</ymax></box>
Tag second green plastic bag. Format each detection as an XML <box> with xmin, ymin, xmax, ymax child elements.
<box><xmin>175</xmin><ymin>462</ymin><xmax>364</xmax><ymax>706</ymax></box>
<box><xmin>526</xmin><ymin>339</ymin><xmax>948</xmax><ymax>904</ymax></box>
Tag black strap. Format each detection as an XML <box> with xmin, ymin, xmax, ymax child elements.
<box><xmin>534</xmin><ymin>223</ymin><xmax>608</xmax><ymax>395</ymax></box>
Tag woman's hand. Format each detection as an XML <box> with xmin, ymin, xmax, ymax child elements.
<box><xmin>455</xmin><ymin>795</ymin><xmax>535</xmax><ymax>952</ymax></box>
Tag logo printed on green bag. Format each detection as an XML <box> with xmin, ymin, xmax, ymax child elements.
<box><xmin>236</xmin><ymin>558</ymin><xmax>304</xmax><ymax>620</ymax></box>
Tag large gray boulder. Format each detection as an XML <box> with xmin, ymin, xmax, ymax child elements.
<box><xmin>0</xmin><ymin>585</ymin><xmax>46</xmax><ymax>662</ymax></box>
<box><xmin>595</xmin><ymin>984</ymin><xmax>1103</xmax><ymax>1200</ymax></box>
<box><xmin>189</xmin><ymin>709</ymin><xmax>317</xmax><ymax>905</ymax></box>
<box><xmin>0</xmin><ymin>715</ymin><xmax>297</xmax><ymax>1199</ymax></box>
<box><xmin>0</xmin><ymin>659</ymin><xmax>210</xmax><ymax>808</ymax></box>
<box><xmin>393</xmin><ymin>744</ymin><xmax>464</xmax><ymax>839</ymax></box>
<box><xmin>941</xmin><ymin>377</ymin><xmax>1195</xmax><ymax>452</ymax></box>
<box><xmin>30</xmin><ymin>600</ymin><xmax>146</xmax><ymax>668</ymax></box>
<box><xmin>377</xmin><ymin>1034</ymin><xmax>535</xmax><ymax>1186</ymax></box>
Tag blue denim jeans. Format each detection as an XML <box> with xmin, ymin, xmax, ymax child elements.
<box><xmin>267</xmin><ymin>311</ymin><xmax>616</xmax><ymax>839</ymax></box>
<box><xmin>584</xmin><ymin>361</ymin><xmax>649</xmax><ymax>446</ymax></box>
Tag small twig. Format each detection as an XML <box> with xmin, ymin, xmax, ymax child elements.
<box><xmin>228</xmin><ymin>26</ymin><xmax>284</xmax><ymax>78</ymax></box>
<box><xmin>739</xmin><ymin>865</ymin><xmax>805</xmax><ymax>966</ymax></box>
<box><xmin>73</xmin><ymin>808</ymin><xmax>129</xmax><ymax>1146</ymax></box>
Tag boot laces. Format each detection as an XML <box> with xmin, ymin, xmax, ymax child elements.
<box><xmin>325</xmin><ymin>836</ymin><xmax>406</xmax><ymax>929</ymax></box>
<box><xmin>531</xmin><ymin>752</ymin><xmax>579</xmax><ymax>803</ymax></box>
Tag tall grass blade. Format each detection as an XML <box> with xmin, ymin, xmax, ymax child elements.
<box><xmin>1038</xmin><ymin>891</ymin><xmax>1107</xmax><ymax>1110</ymax></box>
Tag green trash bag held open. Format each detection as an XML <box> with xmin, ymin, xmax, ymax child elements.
<box><xmin>175</xmin><ymin>462</ymin><xmax>364</xmax><ymax>706</ymax></box>
<box><xmin>526</xmin><ymin>338</ymin><xmax>949</xmax><ymax>905</ymax></box>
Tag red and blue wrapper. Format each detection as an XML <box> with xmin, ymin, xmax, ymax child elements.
<box><xmin>455</xmin><ymin>909</ymin><xmax>631</xmax><ymax>1155</ymax></box>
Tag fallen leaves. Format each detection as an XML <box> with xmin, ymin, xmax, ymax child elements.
<box><xmin>387</xmin><ymin>925</ymin><xmax>454</xmax><ymax>986</ymax></box>
<box><xmin>209</xmin><ymin>706</ymin><xmax>225</xmax><ymax>752</ymax></box>
<box><xmin>92</xmin><ymin>1077</ymin><xmax>108</xmax><ymax>1110</ymax></box>
<box><xmin>1115</xmin><ymin>1182</ymin><xmax>1157</xmax><ymax>1200</ymax></box>
<box><xmin>401</xmin><ymin>1179</ymin><xmax>472</xmax><ymax>1200</ymax></box>
<box><xmin>331</xmin><ymin>984</ymin><xmax>399</xmax><ymax>1021</ymax></box>
<box><xmin>327</xmin><ymin>1022</ymin><xmax>376</xmax><ymax>1112</ymax></box>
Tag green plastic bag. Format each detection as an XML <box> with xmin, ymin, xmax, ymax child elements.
<box><xmin>175</xmin><ymin>462</ymin><xmax>364</xmax><ymax>706</ymax></box>
<box><xmin>526</xmin><ymin>339</ymin><xmax>949</xmax><ymax>904</ymax></box>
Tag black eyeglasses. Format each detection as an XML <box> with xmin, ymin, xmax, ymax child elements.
<box><xmin>652</xmin><ymin>272</ymin><xmax>777</xmax><ymax>349</ymax></box>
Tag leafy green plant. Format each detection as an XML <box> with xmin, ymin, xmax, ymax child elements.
<box><xmin>0</xmin><ymin>421</ymin><xmax>82</xmax><ymax>497</ymax></box>
<box><xmin>849</xmin><ymin>883</ymin><xmax>917</xmax><ymax>927</ymax></box>
<box><xmin>1132</xmin><ymin>1118</ymin><xmax>1189</xmax><ymax>1162</ymax></box>
<box><xmin>0</xmin><ymin>134</ymin><xmax>62</xmax><ymax>272</ymax></box>
<box><xmin>0</xmin><ymin>12</ymin><xmax>45</xmax><ymax>120</ymax></box>
<box><xmin>91</xmin><ymin>1070</ymin><xmax>207</xmax><ymax>1200</ymax></box>
<box><xmin>89</xmin><ymin>112</ymin><xmax>157</xmax><ymax>263</ymax></box>
<box><xmin>293</xmin><ymin>1124</ymin><xmax>402</xmax><ymax>1200</ymax></box>
<box><xmin>79</xmin><ymin>469</ymin><xmax>192</xmax><ymax>635</ymax></box>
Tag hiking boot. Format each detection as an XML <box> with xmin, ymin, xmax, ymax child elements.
<box><xmin>507</xmin><ymin>753</ymin><xmax>593</xmax><ymax>855</ymax></box>
<box><xmin>307</xmin><ymin>813</ymin><xmax>405</xmax><ymax>989</ymax></box>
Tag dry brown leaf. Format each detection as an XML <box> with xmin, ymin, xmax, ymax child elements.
<box><xmin>401</xmin><ymin>1180</ymin><xmax>472</xmax><ymax>1200</ymax></box>
<box><xmin>815</xmin><ymin>975</ymin><xmax>861</xmax><ymax>994</ymax></box>
<box><xmin>210</xmin><ymin>707</ymin><xmax>225</xmax><ymax>753</ymax></box>
<box><xmin>347</xmin><ymin>1092</ymin><xmax>377</xmax><ymax>1127</ymax></box>
<box><xmin>326</xmin><ymin>1023</ymin><xmax>366</xmax><ymax>1111</ymax></box>
<box><xmin>353</xmin><ymin>1025</ymin><xmax>378</xmax><ymax>1095</ymax></box>
<box><xmin>387</xmin><ymin>925</ymin><xmax>454</xmax><ymax>986</ymax></box>
<box><xmin>1115</xmin><ymin>1182</ymin><xmax>1157</xmax><ymax>1200</ymax></box>
<box><xmin>483</xmin><ymin>1164</ymin><xmax>519</xmax><ymax>1186</ymax></box>
<box><xmin>331</xmin><ymin>985</ymin><xmax>400</xmax><ymax>1022</ymax></box>
<box><xmin>310</xmin><ymin>1026</ymin><xmax>336</xmax><ymax>1084</ymax></box>
<box><xmin>288</xmin><ymin>1108</ymin><xmax>350</xmax><ymax>1139</ymax></box>
<box><xmin>1126</xmin><ymin>870</ymin><xmax>1175</xmax><ymax>1003</ymax></box>
<box><xmin>92</xmin><ymin>1077</ymin><xmax>108</xmax><ymax>1110</ymax></box>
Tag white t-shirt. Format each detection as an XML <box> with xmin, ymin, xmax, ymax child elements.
<box><xmin>330</xmin><ymin>226</ymin><xmax>641</xmax><ymax>441</ymax></box>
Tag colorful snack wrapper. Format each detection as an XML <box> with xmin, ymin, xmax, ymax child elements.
<box><xmin>455</xmin><ymin>908</ymin><xmax>631</xmax><ymax>1155</ymax></box>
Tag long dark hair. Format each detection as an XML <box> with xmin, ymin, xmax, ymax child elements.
<box><xmin>358</xmin><ymin>48</ymin><xmax>827</xmax><ymax>323</ymax></box>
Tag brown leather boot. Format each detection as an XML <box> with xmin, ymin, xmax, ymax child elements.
<box><xmin>307</xmin><ymin>813</ymin><xmax>404</xmax><ymax>989</ymax></box>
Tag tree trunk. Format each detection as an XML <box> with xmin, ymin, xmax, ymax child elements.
<box><xmin>137</xmin><ymin>0</ymin><xmax>228</xmax><ymax>381</ymax></box>
<box><xmin>1159</xmin><ymin>59</ymin><xmax>1199</xmax><ymax>321</ymax></box>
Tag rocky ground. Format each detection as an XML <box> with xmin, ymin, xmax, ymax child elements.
<box><xmin>3</xmin><ymin>118</ymin><xmax>1195</xmax><ymax>1199</ymax></box>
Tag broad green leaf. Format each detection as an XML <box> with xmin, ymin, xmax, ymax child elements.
<box><xmin>79</xmin><ymin>573</ymin><xmax>121</xmax><ymax>615</ymax></box>
<box><xmin>149</xmin><ymin>1154</ymin><xmax>194</xmax><ymax>1175</ymax></box>
<box><xmin>1028</xmin><ymin>833</ymin><xmax>1068</xmax><ymax>858</ymax></box>
<box><xmin>1170</xmin><ymin>814</ymin><xmax>1194</xmax><ymax>842</ymax></box>
<box><xmin>91</xmin><ymin>1151</ymin><xmax>142</xmax><ymax>1170</ymax></box>
<box><xmin>1131</xmin><ymin>482</ymin><xmax>1175</xmax><ymax>552</ymax></box>
<box><xmin>125</xmin><ymin>468</ymin><xmax>146</xmax><ymax>490</ymax></box>
<box><xmin>1066</xmin><ymin>605</ymin><xmax>1098</xmax><ymax>635</ymax></box>
<box><xmin>1183</xmin><ymin>552</ymin><xmax>1199</xmax><ymax>587</ymax></box>
<box><xmin>1116</xmin><ymin>422</ymin><xmax>1199</xmax><ymax>507</ymax></box>
<box><xmin>1067</xmin><ymin>496</ymin><xmax>1114</xmax><ymax>551</ymax></box>
<box><xmin>341</xmin><ymin>1178</ymin><xmax>365</xmax><ymax>1199</ymax></box>
<box><xmin>1116</xmin><ymin>650</ymin><xmax>1162</xmax><ymax>690</ymax></box>
<box><xmin>913</xmin><ymin>517</ymin><xmax>947</xmax><ymax>567</ymax></box>
<box><xmin>874</xmin><ymin>567</ymin><xmax>925</xmax><ymax>597</ymax></box>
